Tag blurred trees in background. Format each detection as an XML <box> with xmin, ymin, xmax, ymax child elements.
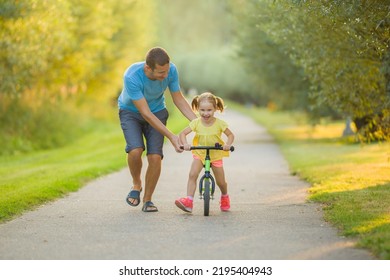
<box><xmin>0</xmin><ymin>0</ymin><xmax>155</xmax><ymax>154</ymax></box>
<box><xmin>232</xmin><ymin>0</ymin><xmax>390</xmax><ymax>140</ymax></box>
<box><xmin>154</xmin><ymin>0</ymin><xmax>254</xmax><ymax>101</ymax></box>
<box><xmin>1</xmin><ymin>0</ymin><xmax>155</xmax><ymax>98</ymax></box>
<box><xmin>1</xmin><ymin>0</ymin><xmax>389</xmax><ymax>155</ymax></box>
<box><xmin>156</xmin><ymin>0</ymin><xmax>389</xmax><ymax>140</ymax></box>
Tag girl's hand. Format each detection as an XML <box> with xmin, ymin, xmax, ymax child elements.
<box><xmin>223</xmin><ymin>144</ymin><xmax>231</xmax><ymax>151</ymax></box>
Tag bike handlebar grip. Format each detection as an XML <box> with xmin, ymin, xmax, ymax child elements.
<box><xmin>230</xmin><ymin>146</ymin><xmax>235</xmax><ymax>152</ymax></box>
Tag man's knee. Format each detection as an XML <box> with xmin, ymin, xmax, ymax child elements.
<box><xmin>128</xmin><ymin>147</ymin><xmax>144</xmax><ymax>157</ymax></box>
<box><xmin>147</xmin><ymin>154</ymin><xmax>162</xmax><ymax>164</ymax></box>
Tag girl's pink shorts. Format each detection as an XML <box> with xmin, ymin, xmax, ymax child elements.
<box><xmin>193</xmin><ymin>155</ymin><xmax>223</xmax><ymax>167</ymax></box>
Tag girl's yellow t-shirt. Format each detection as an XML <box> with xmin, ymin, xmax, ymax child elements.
<box><xmin>189</xmin><ymin>117</ymin><xmax>230</xmax><ymax>162</ymax></box>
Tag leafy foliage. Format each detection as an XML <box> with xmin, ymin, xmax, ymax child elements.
<box><xmin>232</xmin><ymin>0</ymin><xmax>390</xmax><ymax>140</ymax></box>
<box><xmin>0</xmin><ymin>0</ymin><xmax>156</xmax><ymax>154</ymax></box>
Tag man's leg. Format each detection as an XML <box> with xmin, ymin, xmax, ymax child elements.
<box><xmin>143</xmin><ymin>154</ymin><xmax>162</xmax><ymax>204</ymax></box>
<box><xmin>126</xmin><ymin>148</ymin><xmax>143</xmax><ymax>205</ymax></box>
<box><xmin>127</xmin><ymin>148</ymin><xmax>143</xmax><ymax>189</ymax></box>
<box><xmin>119</xmin><ymin>109</ymin><xmax>146</xmax><ymax>205</ymax></box>
<box><xmin>141</xmin><ymin>109</ymin><xmax>168</xmax><ymax>209</ymax></box>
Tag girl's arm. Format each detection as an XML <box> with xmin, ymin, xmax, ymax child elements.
<box><xmin>223</xmin><ymin>128</ymin><xmax>235</xmax><ymax>151</ymax></box>
<box><xmin>179</xmin><ymin>126</ymin><xmax>193</xmax><ymax>151</ymax></box>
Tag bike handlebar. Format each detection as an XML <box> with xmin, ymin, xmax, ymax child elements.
<box><xmin>180</xmin><ymin>143</ymin><xmax>235</xmax><ymax>152</ymax></box>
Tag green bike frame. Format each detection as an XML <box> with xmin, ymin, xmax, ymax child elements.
<box><xmin>189</xmin><ymin>143</ymin><xmax>234</xmax><ymax>216</ymax></box>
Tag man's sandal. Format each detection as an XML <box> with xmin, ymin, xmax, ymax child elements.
<box><xmin>126</xmin><ymin>188</ymin><xmax>142</xmax><ymax>207</ymax></box>
<box><xmin>142</xmin><ymin>201</ymin><xmax>158</xmax><ymax>212</ymax></box>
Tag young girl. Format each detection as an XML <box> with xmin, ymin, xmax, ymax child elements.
<box><xmin>175</xmin><ymin>92</ymin><xmax>235</xmax><ymax>213</ymax></box>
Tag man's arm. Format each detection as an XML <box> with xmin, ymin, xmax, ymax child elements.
<box><xmin>171</xmin><ymin>91</ymin><xmax>197</xmax><ymax>121</ymax></box>
<box><xmin>179</xmin><ymin>126</ymin><xmax>192</xmax><ymax>151</ymax></box>
<box><xmin>132</xmin><ymin>98</ymin><xmax>183</xmax><ymax>153</ymax></box>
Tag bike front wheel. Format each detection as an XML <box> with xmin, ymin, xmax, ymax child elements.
<box><xmin>203</xmin><ymin>179</ymin><xmax>210</xmax><ymax>216</ymax></box>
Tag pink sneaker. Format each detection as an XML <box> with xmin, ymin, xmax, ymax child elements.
<box><xmin>175</xmin><ymin>197</ymin><xmax>193</xmax><ymax>213</ymax></box>
<box><xmin>220</xmin><ymin>195</ymin><xmax>230</xmax><ymax>211</ymax></box>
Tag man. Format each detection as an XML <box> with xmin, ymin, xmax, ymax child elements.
<box><xmin>118</xmin><ymin>47</ymin><xmax>196</xmax><ymax>212</ymax></box>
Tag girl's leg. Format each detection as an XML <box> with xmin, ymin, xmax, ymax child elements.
<box><xmin>211</xmin><ymin>165</ymin><xmax>230</xmax><ymax>211</ymax></box>
<box><xmin>186</xmin><ymin>159</ymin><xmax>204</xmax><ymax>197</ymax></box>
<box><xmin>211</xmin><ymin>166</ymin><xmax>228</xmax><ymax>195</ymax></box>
<box><xmin>175</xmin><ymin>159</ymin><xmax>203</xmax><ymax>213</ymax></box>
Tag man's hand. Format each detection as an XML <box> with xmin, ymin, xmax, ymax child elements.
<box><xmin>169</xmin><ymin>135</ymin><xmax>184</xmax><ymax>153</ymax></box>
<box><xmin>182</xmin><ymin>143</ymin><xmax>191</xmax><ymax>151</ymax></box>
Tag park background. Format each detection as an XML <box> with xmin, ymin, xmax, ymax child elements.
<box><xmin>0</xmin><ymin>0</ymin><xmax>389</xmax><ymax>259</ymax></box>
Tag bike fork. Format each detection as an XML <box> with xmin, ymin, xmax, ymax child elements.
<box><xmin>199</xmin><ymin>174</ymin><xmax>215</xmax><ymax>200</ymax></box>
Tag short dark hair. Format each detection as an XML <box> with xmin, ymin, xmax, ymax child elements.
<box><xmin>145</xmin><ymin>47</ymin><xmax>170</xmax><ymax>70</ymax></box>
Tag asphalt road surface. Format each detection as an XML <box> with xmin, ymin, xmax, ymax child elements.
<box><xmin>0</xmin><ymin>110</ymin><xmax>373</xmax><ymax>260</ymax></box>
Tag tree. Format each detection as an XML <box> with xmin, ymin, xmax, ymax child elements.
<box><xmin>0</xmin><ymin>0</ymin><xmax>156</xmax><ymax>154</ymax></box>
<box><xmin>233</xmin><ymin>0</ymin><xmax>390</xmax><ymax>140</ymax></box>
<box><xmin>232</xmin><ymin>0</ymin><xmax>311</xmax><ymax>109</ymax></box>
<box><xmin>0</xmin><ymin>0</ymin><xmax>73</xmax><ymax>96</ymax></box>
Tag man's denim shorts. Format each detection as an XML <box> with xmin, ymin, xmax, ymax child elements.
<box><xmin>119</xmin><ymin>108</ymin><xmax>169</xmax><ymax>157</ymax></box>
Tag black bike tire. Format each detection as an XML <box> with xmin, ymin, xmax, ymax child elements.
<box><xmin>203</xmin><ymin>179</ymin><xmax>210</xmax><ymax>216</ymax></box>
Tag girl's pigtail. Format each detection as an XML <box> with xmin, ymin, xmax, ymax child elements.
<box><xmin>191</xmin><ymin>96</ymin><xmax>199</xmax><ymax>111</ymax></box>
<box><xmin>216</xmin><ymin>96</ymin><xmax>225</xmax><ymax>112</ymax></box>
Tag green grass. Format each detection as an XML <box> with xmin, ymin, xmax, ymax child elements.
<box><xmin>0</xmin><ymin>120</ymin><xmax>125</xmax><ymax>222</ymax></box>
<box><xmin>0</xmin><ymin>104</ymin><xmax>188</xmax><ymax>223</ymax></box>
<box><xmin>231</xmin><ymin>103</ymin><xmax>390</xmax><ymax>259</ymax></box>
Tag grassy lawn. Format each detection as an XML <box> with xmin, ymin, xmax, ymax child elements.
<box><xmin>231</xmin><ymin>104</ymin><xmax>390</xmax><ymax>259</ymax></box>
<box><xmin>0</xmin><ymin>106</ymin><xmax>188</xmax><ymax>223</ymax></box>
<box><xmin>0</xmin><ymin>120</ymin><xmax>125</xmax><ymax>222</ymax></box>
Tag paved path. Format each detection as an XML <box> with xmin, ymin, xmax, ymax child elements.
<box><xmin>0</xmin><ymin>110</ymin><xmax>373</xmax><ymax>260</ymax></box>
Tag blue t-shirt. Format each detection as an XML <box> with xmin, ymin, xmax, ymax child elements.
<box><xmin>118</xmin><ymin>62</ymin><xmax>181</xmax><ymax>113</ymax></box>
